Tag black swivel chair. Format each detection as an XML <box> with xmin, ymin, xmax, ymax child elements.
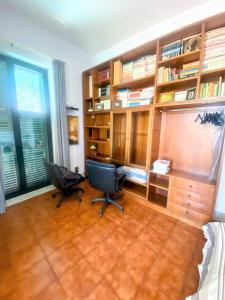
<box><xmin>86</xmin><ymin>159</ymin><xmax>126</xmax><ymax>216</ymax></box>
<box><xmin>44</xmin><ymin>160</ymin><xmax>85</xmax><ymax>208</ymax></box>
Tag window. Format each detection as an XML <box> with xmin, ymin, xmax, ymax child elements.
<box><xmin>0</xmin><ymin>54</ymin><xmax>53</xmax><ymax>199</ymax></box>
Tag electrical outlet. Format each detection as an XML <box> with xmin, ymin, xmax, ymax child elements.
<box><xmin>75</xmin><ymin>166</ymin><xmax>79</xmax><ymax>173</ymax></box>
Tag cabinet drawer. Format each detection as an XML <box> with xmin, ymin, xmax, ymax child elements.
<box><xmin>168</xmin><ymin>203</ymin><xmax>209</xmax><ymax>223</ymax></box>
<box><xmin>172</xmin><ymin>177</ymin><xmax>215</xmax><ymax>196</ymax></box>
<box><xmin>172</xmin><ymin>187</ymin><xmax>214</xmax><ymax>207</ymax></box>
<box><xmin>171</xmin><ymin>194</ymin><xmax>211</xmax><ymax>215</ymax></box>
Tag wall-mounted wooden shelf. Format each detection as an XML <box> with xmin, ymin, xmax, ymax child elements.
<box><xmin>112</xmin><ymin>74</ymin><xmax>155</xmax><ymax>89</ymax></box>
<box><xmin>149</xmin><ymin>178</ymin><xmax>169</xmax><ymax>191</ymax></box>
<box><xmin>157</xmin><ymin>76</ymin><xmax>198</xmax><ymax>88</ymax></box>
<box><xmin>158</xmin><ymin>49</ymin><xmax>201</xmax><ymax>67</ymax></box>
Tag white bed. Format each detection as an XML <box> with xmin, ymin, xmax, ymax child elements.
<box><xmin>187</xmin><ymin>222</ymin><xmax>225</xmax><ymax>300</ymax></box>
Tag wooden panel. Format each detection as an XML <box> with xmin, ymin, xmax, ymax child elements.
<box><xmin>159</xmin><ymin>110</ymin><xmax>218</xmax><ymax>176</ymax></box>
<box><xmin>112</xmin><ymin>113</ymin><xmax>127</xmax><ymax>163</ymax></box>
<box><xmin>168</xmin><ymin>202</ymin><xmax>209</xmax><ymax>223</ymax></box>
<box><xmin>129</xmin><ymin>111</ymin><xmax>149</xmax><ymax>167</ymax></box>
<box><xmin>172</xmin><ymin>176</ymin><xmax>215</xmax><ymax>196</ymax></box>
<box><xmin>170</xmin><ymin>193</ymin><xmax>211</xmax><ymax>215</ymax></box>
<box><xmin>171</xmin><ymin>186</ymin><xmax>213</xmax><ymax>207</ymax></box>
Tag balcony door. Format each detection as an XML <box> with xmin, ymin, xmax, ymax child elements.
<box><xmin>0</xmin><ymin>54</ymin><xmax>53</xmax><ymax>199</ymax></box>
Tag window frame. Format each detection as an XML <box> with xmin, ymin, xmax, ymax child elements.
<box><xmin>0</xmin><ymin>54</ymin><xmax>53</xmax><ymax>199</ymax></box>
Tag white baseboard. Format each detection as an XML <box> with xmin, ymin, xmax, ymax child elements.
<box><xmin>6</xmin><ymin>185</ymin><xmax>55</xmax><ymax>207</ymax></box>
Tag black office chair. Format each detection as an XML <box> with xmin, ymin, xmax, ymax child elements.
<box><xmin>44</xmin><ymin>160</ymin><xmax>85</xmax><ymax>208</ymax></box>
<box><xmin>86</xmin><ymin>159</ymin><xmax>126</xmax><ymax>216</ymax></box>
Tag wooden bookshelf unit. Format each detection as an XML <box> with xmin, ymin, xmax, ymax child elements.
<box><xmin>83</xmin><ymin>13</ymin><xmax>225</xmax><ymax>228</ymax></box>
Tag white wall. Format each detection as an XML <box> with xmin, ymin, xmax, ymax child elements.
<box><xmin>0</xmin><ymin>6</ymin><xmax>92</xmax><ymax>174</ymax></box>
<box><xmin>93</xmin><ymin>0</ymin><xmax>225</xmax><ymax>65</ymax></box>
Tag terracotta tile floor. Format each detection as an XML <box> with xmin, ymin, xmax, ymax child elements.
<box><xmin>0</xmin><ymin>182</ymin><xmax>205</xmax><ymax>300</ymax></box>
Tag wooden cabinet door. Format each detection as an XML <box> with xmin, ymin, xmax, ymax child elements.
<box><xmin>127</xmin><ymin>110</ymin><xmax>151</xmax><ymax>169</ymax></box>
<box><xmin>112</xmin><ymin>112</ymin><xmax>129</xmax><ymax>164</ymax></box>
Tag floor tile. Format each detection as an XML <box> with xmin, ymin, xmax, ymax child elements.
<box><xmin>105</xmin><ymin>258</ymin><xmax>144</xmax><ymax>300</ymax></box>
<box><xmin>14</xmin><ymin>259</ymin><xmax>57</xmax><ymax>299</ymax></box>
<box><xmin>73</xmin><ymin>226</ymin><xmax>103</xmax><ymax>255</ymax></box>
<box><xmin>47</xmin><ymin>239</ymin><xmax>83</xmax><ymax>277</ymax></box>
<box><xmin>106</xmin><ymin>226</ymin><xmax>136</xmax><ymax>254</ymax></box>
<box><xmin>10</xmin><ymin>244</ymin><xmax>44</xmax><ymax>275</ymax></box>
<box><xmin>40</xmin><ymin>228</ymin><xmax>73</xmax><ymax>255</ymax></box>
<box><xmin>134</xmin><ymin>281</ymin><xmax>170</xmax><ymax>300</ymax></box>
<box><xmin>85</xmin><ymin>239</ymin><xmax>120</xmax><ymax>275</ymax></box>
<box><xmin>147</xmin><ymin>256</ymin><xmax>186</xmax><ymax>300</ymax></box>
<box><xmin>84</xmin><ymin>280</ymin><xmax>120</xmax><ymax>300</ymax></box>
<box><xmin>123</xmin><ymin>239</ymin><xmax>157</xmax><ymax>275</ymax></box>
<box><xmin>59</xmin><ymin>257</ymin><xmax>101</xmax><ymax>299</ymax></box>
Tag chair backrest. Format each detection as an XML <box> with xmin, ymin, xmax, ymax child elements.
<box><xmin>43</xmin><ymin>160</ymin><xmax>64</xmax><ymax>190</ymax></box>
<box><xmin>86</xmin><ymin>159</ymin><xmax>117</xmax><ymax>193</ymax></box>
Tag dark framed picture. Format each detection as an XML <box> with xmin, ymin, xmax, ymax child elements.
<box><xmin>186</xmin><ymin>88</ymin><xmax>196</xmax><ymax>100</ymax></box>
<box><xmin>67</xmin><ymin>116</ymin><xmax>79</xmax><ymax>145</ymax></box>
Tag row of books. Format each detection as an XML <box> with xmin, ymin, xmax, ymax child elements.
<box><xmin>203</xmin><ymin>27</ymin><xmax>225</xmax><ymax>71</ymax></box>
<box><xmin>97</xmin><ymin>68</ymin><xmax>110</xmax><ymax>82</ymax></box>
<box><xmin>161</xmin><ymin>34</ymin><xmax>201</xmax><ymax>61</ymax></box>
<box><xmin>159</xmin><ymin>87</ymin><xmax>196</xmax><ymax>102</ymax></box>
<box><xmin>200</xmin><ymin>76</ymin><xmax>225</xmax><ymax>98</ymax></box>
<box><xmin>119</xmin><ymin>54</ymin><xmax>156</xmax><ymax>83</ymax></box>
<box><xmin>95</xmin><ymin>99</ymin><xmax>111</xmax><ymax>111</ymax></box>
<box><xmin>98</xmin><ymin>85</ymin><xmax>110</xmax><ymax>97</ymax></box>
<box><xmin>157</xmin><ymin>61</ymin><xmax>199</xmax><ymax>83</ymax></box>
<box><xmin>115</xmin><ymin>87</ymin><xmax>154</xmax><ymax>108</ymax></box>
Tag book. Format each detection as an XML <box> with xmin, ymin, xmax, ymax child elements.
<box><xmin>88</xmin><ymin>75</ymin><xmax>93</xmax><ymax>98</ymax></box>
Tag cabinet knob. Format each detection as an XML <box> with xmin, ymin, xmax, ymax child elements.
<box><xmin>188</xmin><ymin>194</ymin><xmax>191</xmax><ymax>198</ymax></box>
<box><xmin>186</xmin><ymin>210</ymin><xmax>189</xmax><ymax>214</ymax></box>
<box><xmin>187</xmin><ymin>202</ymin><xmax>190</xmax><ymax>206</ymax></box>
<box><xmin>189</xmin><ymin>185</ymin><xmax>192</xmax><ymax>188</ymax></box>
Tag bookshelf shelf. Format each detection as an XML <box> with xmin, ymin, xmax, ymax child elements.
<box><xmin>148</xmin><ymin>192</ymin><xmax>167</xmax><ymax>208</ymax></box>
<box><xmin>155</xmin><ymin>97</ymin><xmax>225</xmax><ymax>108</ymax></box>
<box><xmin>85</xmin><ymin>125</ymin><xmax>110</xmax><ymax>129</ymax></box>
<box><xmin>157</xmin><ymin>76</ymin><xmax>198</xmax><ymax>88</ymax></box>
<box><xmin>87</xmin><ymin>139</ymin><xmax>110</xmax><ymax>144</ymax></box>
<box><xmin>85</xmin><ymin>109</ymin><xmax>111</xmax><ymax>115</ymax></box>
<box><xmin>112</xmin><ymin>74</ymin><xmax>155</xmax><ymax>89</ymax></box>
<box><xmin>95</xmin><ymin>79</ymin><xmax>110</xmax><ymax>86</ymax></box>
<box><xmin>149</xmin><ymin>178</ymin><xmax>169</xmax><ymax>191</ymax></box>
<box><xmin>201</xmin><ymin>67</ymin><xmax>225</xmax><ymax>78</ymax></box>
<box><xmin>158</xmin><ymin>50</ymin><xmax>201</xmax><ymax>67</ymax></box>
<box><xmin>126</xmin><ymin>177</ymin><xmax>147</xmax><ymax>187</ymax></box>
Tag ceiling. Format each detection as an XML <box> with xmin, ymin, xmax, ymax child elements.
<box><xmin>0</xmin><ymin>0</ymin><xmax>210</xmax><ymax>55</ymax></box>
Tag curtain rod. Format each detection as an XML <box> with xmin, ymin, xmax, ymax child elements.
<box><xmin>160</xmin><ymin>105</ymin><xmax>225</xmax><ymax>113</ymax></box>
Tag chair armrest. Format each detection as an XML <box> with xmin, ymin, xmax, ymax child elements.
<box><xmin>117</xmin><ymin>173</ymin><xmax>126</xmax><ymax>190</ymax></box>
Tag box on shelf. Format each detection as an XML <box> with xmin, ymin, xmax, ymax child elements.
<box><xmin>152</xmin><ymin>159</ymin><xmax>171</xmax><ymax>175</ymax></box>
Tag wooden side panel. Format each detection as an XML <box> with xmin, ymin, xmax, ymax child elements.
<box><xmin>159</xmin><ymin>110</ymin><xmax>218</xmax><ymax>176</ymax></box>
